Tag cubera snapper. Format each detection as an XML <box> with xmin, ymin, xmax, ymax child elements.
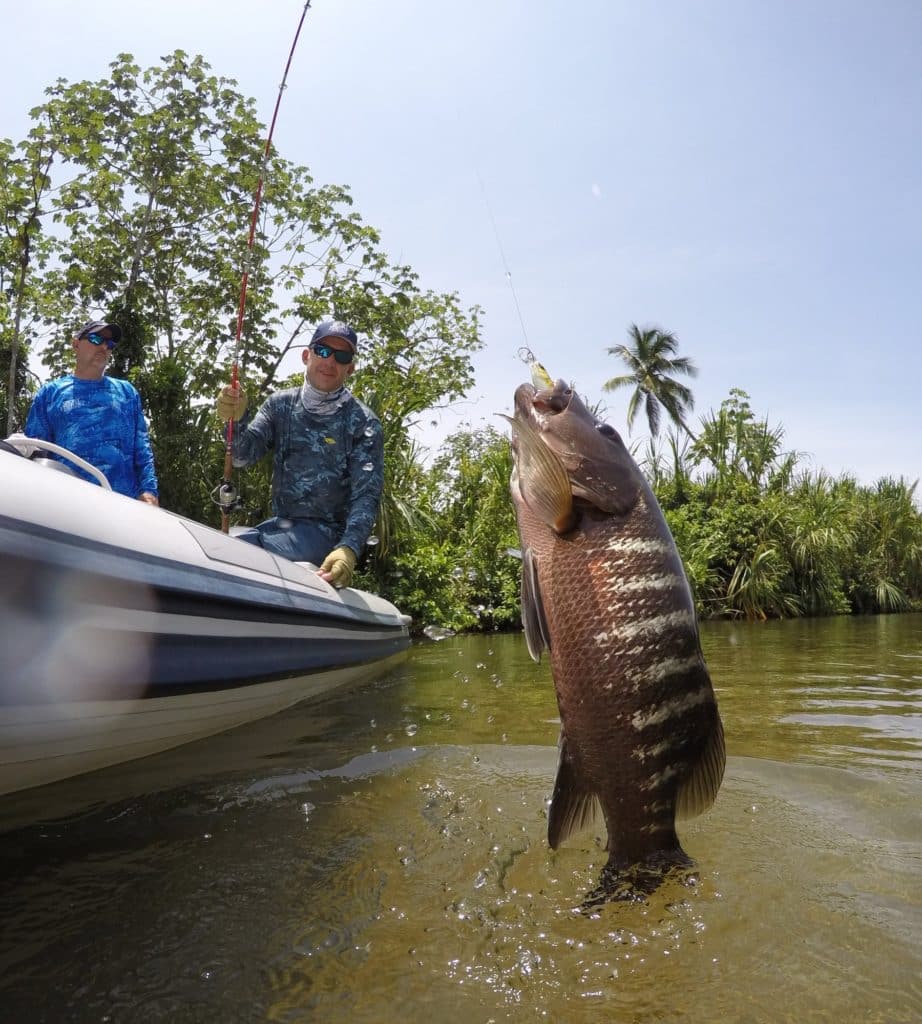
<box><xmin>507</xmin><ymin>375</ymin><xmax>725</xmax><ymax>902</ymax></box>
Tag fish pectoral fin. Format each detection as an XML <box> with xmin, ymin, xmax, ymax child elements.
<box><xmin>547</xmin><ymin>733</ymin><xmax>599</xmax><ymax>848</ymax></box>
<box><xmin>521</xmin><ymin>548</ymin><xmax>551</xmax><ymax>662</ymax></box>
<box><xmin>509</xmin><ymin>411</ymin><xmax>576</xmax><ymax>533</ymax></box>
<box><xmin>676</xmin><ymin>711</ymin><xmax>726</xmax><ymax>820</ymax></box>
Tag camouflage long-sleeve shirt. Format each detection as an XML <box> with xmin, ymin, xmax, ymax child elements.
<box><xmin>231</xmin><ymin>386</ymin><xmax>384</xmax><ymax>556</ymax></box>
<box><xmin>25</xmin><ymin>374</ymin><xmax>159</xmax><ymax>498</ymax></box>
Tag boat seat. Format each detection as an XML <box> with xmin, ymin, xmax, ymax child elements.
<box><xmin>225</xmin><ymin>528</ymin><xmax>318</xmax><ymax>570</ymax></box>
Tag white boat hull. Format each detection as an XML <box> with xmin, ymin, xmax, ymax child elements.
<box><xmin>0</xmin><ymin>652</ymin><xmax>405</xmax><ymax>796</ymax></box>
<box><xmin>0</xmin><ymin>443</ymin><xmax>411</xmax><ymax>797</ymax></box>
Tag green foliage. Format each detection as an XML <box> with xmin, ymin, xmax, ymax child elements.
<box><xmin>0</xmin><ymin>133</ymin><xmax>56</xmax><ymax>432</ymax></box>
<box><xmin>367</xmin><ymin>425</ymin><xmax>521</xmax><ymax>631</ymax></box>
<box><xmin>689</xmin><ymin>388</ymin><xmax>798</xmax><ymax>497</ymax></box>
<box><xmin>654</xmin><ymin>397</ymin><xmax>921</xmax><ymax>621</ymax></box>
<box><xmin>845</xmin><ymin>477</ymin><xmax>922</xmax><ymax>613</ymax></box>
<box><xmin>368</xmin><ymin>545</ymin><xmax>479</xmax><ymax>634</ymax></box>
<box><xmin>0</xmin><ymin>334</ymin><xmax>34</xmax><ymax>432</ymax></box>
<box><xmin>603</xmin><ymin>323</ymin><xmax>698</xmax><ymax>438</ymax></box>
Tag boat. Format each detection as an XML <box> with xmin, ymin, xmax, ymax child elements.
<box><xmin>0</xmin><ymin>434</ymin><xmax>411</xmax><ymax>798</ymax></box>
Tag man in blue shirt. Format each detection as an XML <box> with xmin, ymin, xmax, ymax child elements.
<box><xmin>25</xmin><ymin>320</ymin><xmax>159</xmax><ymax>504</ymax></box>
<box><xmin>216</xmin><ymin>321</ymin><xmax>384</xmax><ymax>589</ymax></box>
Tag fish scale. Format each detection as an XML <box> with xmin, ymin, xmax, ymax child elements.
<box><xmin>508</xmin><ymin>378</ymin><xmax>725</xmax><ymax>900</ymax></box>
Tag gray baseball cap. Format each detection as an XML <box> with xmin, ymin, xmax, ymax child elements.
<box><xmin>76</xmin><ymin>320</ymin><xmax>122</xmax><ymax>343</ymax></box>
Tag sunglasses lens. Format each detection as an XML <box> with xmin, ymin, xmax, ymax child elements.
<box><xmin>85</xmin><ymin>333</ymin><xmax>115</xmax><ymax>348</ymax></box>
<box><xmin>312</xmin><ymin>343</ymin><xmax>352</xmax><ymax>364</ymax></box>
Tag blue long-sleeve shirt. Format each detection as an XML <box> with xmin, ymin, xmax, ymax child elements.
<box><xmin>25</xmin><ymin>374</ymin><xmax>159</xmax><ymax>498</ymax></box>
<box><xmin>231</xmin><ymin>386</ymin><xmax>383</xmax><ymax>556</ymax></box>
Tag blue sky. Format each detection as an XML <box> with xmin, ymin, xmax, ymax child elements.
<box><xmin>2</xmin><ymin>0</ymin><xmax>920</xmax><ymax>486</ymax></box>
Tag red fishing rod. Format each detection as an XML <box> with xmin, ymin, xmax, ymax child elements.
<box><xmin>217</xmin><ymin>1</ymin><xmax>312</xmax><ymax>533</ymax></box>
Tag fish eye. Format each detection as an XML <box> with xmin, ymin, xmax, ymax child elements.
<box><xmin>544</xmin><ymin>391</ymin><xmax>571</xmax><ymax>413</ymax></box>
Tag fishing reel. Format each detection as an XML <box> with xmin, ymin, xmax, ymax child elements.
<box><xmin>210</xmin><ymin>479</ymin><xmax>245</xmax><ymax>513</ymax></box>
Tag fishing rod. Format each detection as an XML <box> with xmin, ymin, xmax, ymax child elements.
<box><xmin>215</xmin><ymin>1</ymin><xmax>312</xmax><ymax>533</ymax></box>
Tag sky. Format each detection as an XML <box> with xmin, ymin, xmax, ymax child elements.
<box><xmin>2</xmin><ymin>0</ymin><xmax>921</xmax><ymax>487</ymax></box>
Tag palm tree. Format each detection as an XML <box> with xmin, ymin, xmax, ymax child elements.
<box><xmin>602</xmin><ymin>324</ymin><xmax>698</xmax><ymax>438</ymax></box>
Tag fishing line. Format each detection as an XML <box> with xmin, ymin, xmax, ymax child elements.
<box><xmin>476</xmin><ymin>170</ymin><xmax>534</xmax><ymax>364</ymax></box>
<box><xmin>216</xmin><ymin>1</ymin><xmax>312</xmax><ymax>532</ymax></box>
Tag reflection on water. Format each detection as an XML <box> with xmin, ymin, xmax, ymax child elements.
<box><xmin>706</xmin><ymin>615</ymin><xmax>922</xmax><ymax>777</ymax></box>
<box><xmin>1</xmin><ymin>614</ymin><xmax>920</xmax><ymax>1022</ymax></box>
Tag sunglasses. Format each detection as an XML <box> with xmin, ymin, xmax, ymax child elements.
<box><xmin>310</xmin><ymin>341</ymin><xmax>353</xmax><ymax>365</ymax></box>
<box><xmin>84</xmin><ymin>333</ymin><xmax>117</xmax><ymax>350</ymax></box>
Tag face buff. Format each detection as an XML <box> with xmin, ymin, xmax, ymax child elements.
<box><xmin>300</xmin><ymin>378</ymin><xmax>352</xmax><ymax>416</ymax></box>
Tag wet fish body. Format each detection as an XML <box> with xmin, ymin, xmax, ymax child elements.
<box><xmin>508</xmin><ymin>379</ymin><xmax>724</xmax><ymax>898</ymax></box>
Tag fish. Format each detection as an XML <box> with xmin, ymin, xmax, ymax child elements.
<box><xmin>506</xmin><ymin>377</ymin><xmax>725</xmax><ymax>903</ymax></box>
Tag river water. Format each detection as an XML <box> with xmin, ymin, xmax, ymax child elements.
<box><xmin>1</xmin><ymin>613</ymin><xmax>920</xmax><ymax>1023</ymax></box>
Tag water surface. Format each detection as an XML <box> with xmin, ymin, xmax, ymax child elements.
<box><xmin>1</xmin><ymin>614</ymin><xmax>920</xmax><ymax>1022</ymax></box>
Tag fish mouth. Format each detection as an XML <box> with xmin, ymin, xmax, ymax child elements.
<box><xmin>513</xmin><ymin>379</ymin><xmax>573</xmax><ymax>427</ymax></box>
<box><xmin>511</xmin><ymin>378</ymin><xmax>641</xmax><ymax>517</ymax></box>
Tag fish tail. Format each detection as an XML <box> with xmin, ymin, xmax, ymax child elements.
<box><xmin>582</xmin><ymin>849</ymin><xmax>697</xmax><ymax>909</ymax></box>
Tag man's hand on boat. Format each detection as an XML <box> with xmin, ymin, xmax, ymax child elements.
<box><xmin>139</xmin><ymin>492</ymin><xmax>159</xmax><ymax>506</ymax></box>
<box><xmin>217</xmin><ymin>385</ymin><xmax>248</xmax><ymax>422</ymax></box>
<box><xmin>318</xmin><ymin>546</ymin><xmax>357</xmax><ymax>589</ymax></box>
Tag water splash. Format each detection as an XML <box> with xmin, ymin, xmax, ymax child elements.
<box><xmin>423</xmin><ymin>625</ymin><xmax>456</xmax><ymax>641</ymax></box>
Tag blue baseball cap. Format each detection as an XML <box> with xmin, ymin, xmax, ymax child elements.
<box><xmin>311</xmin><ymin>320</ymin><xmax>358</xmax><ymax>351</ymax></box>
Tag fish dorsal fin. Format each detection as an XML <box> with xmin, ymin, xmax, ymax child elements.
<box><xmin>521</xmin><ymin>548</ymin><xmax>551</xmax><ymax>662</ymax></box>
<box><xmin>676</xmin><ymin>711</ymin><xmax>726</xmax><ymax>820</ymax></box>
<box><xmin>510</xmin><ymin>413</ymin><xmax>575</xmax><ymax>533</ymax></box>
<box><xmin>547</xmin><ymin>731</ymin><xmax>600</xmax><ymax>848</ymax></box>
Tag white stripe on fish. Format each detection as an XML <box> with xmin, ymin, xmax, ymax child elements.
<box><xmin>641</xmin><ymin>764</ymin><xmax>684</xmax><ymax>791</ymax></box>
<box><xmin>604</xmin><ymin>537</ymin><xmax>672</xmax><ymax>557</ymax></box>
<box><xmin>603</xmin><ymin>573</ymin><xmax>686</xmax><ymax>594</ymax></box>
<box><xmin>632</xmin><ymin>739</ymin><xmax>676</xmax><ymax>762</ymax></box>
<box><xmin>592</xmin><ymin>608</ymin><xmax>695</xmax><ymax>646</ymax></box>
<box><xmin>631</xmin><ymin>682</ymin><xmax>712</xmax><ymax>730</ymax></box>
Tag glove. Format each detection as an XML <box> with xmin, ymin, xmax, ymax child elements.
<box><xmin>318</xmin><ymin>546</ymin><xmax>357</xmax><ymax>589</ymax></box>
<box><xmin>217</xmin><ymin>386</ymin><xmax>248</xmax><ymax>422</ymax></box>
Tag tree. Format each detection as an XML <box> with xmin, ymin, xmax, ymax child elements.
<box><xmin>366</xmin><ymin>425</ymin><xmax>520</xmax><ymax>632</ymax></box>
<box><xmin>0</xmin><ymin>136</ymin><xmax>56</xmax><ymax>432</ymax></box>
<box><xmin>0</xmin><ymin>51</ymin><xmax>482</xmax><ymax>527</ymax></box>
<box><xmin>847</xmin><ymin>477</ymin><xmax>922</xmax><ymax>613</ymax></box>
<box><xmin>689</xmin><ymin>388</ymin><xmax>798</xmax><ymax>499</ymax></box>
<box><xmin>602</xmin><ymin>323</ymin><xmax>698</xmax><ymax>438</ymax></box>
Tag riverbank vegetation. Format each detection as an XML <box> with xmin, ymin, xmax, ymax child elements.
<box><xmin>2</xmin><ymin>54</ymin><xmax>920</xmax><ymax>633</ymax></box>
<box><xmin>366</xmin><ymin>391</ymin><xmax>921</xmax><ymax>631</ymax></box>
